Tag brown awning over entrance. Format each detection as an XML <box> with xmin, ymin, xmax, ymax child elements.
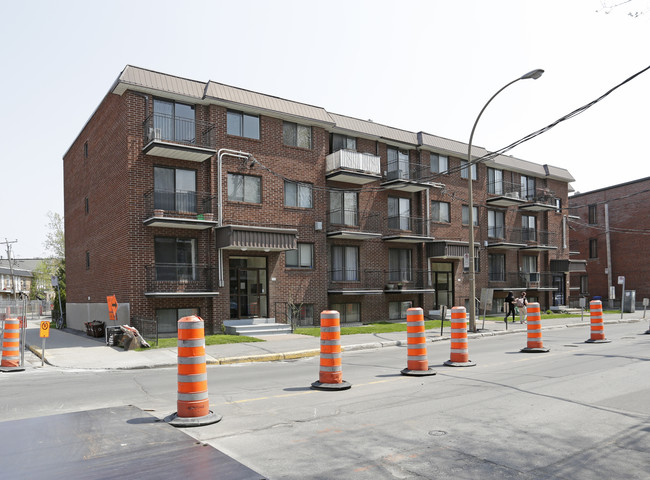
<box><xmin>427</xmin><ymin>241</ymin><xmax>479</xmax><ymax>259</ymax></box>
<box><xmin>215</xmin><ymin>225</ymin><xmax>298</xmax><ymax>251</ymax></box>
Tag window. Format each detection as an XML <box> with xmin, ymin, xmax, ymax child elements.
<box><xmin>522</xmin><ymin>215</ymin><xmax>537</xmax><ymax>242</ymax></box>
<box><xmin>432</xmin><ymin>201</ymin><xmax>451</xmax><ymax>223</ymax></box>
<box><xmin>521</xmin><ymin>175</ymin><xmax>536</xmax><ymax>200</ymax></box>
<box><xmin>330</xmin><ymin>191</ymin><xmax>358</xmax><ymax>225</ymax></box>
<box><xmin>388</xmin><ymin>196</ymin><xmax>410</xmax><ymax>230</ymax></box>
<box><xmin>460</xmin><ymin>160</ymin><xmax>477</xmax><ymax>180</ymax></box>
<box><xmin>286</xmin><ymin>243</ymin><xmax>314</xmax><ymax>268</ymax></box>
<box><xmin>462</xmin><ymin>205</ymin><xmax>479</xmax><ymax>226</ymax></box>
<box><xmin>330</xmin><ymin>303</ymin><xmax>360</xmax><ymax>323</ymax></box>
<box><xmin>589</xmin><ymin>238</ymin><xmax>598</xmax><ymax>258</ymax></box>
<box><xmin>153</xmin><ymin>99</ymin><xmax>196</xmax><ymax>144</ymax></box>
<box><xmin>154</xmin><ymin>167</ymin><xmax>197</xmax><ymax>212</ymax></box>
<box><xmin>522</xmin><ymin>255</ymin><xmax>539</xmax><ymax>282</ymax></box>
<box><xmin>156</xmin><ymin>308</ymin><xmax>199</xmax><ymax>334</ymax></box>
<box><xmin>331</xmin><ymin>133</ymin><xmax>356</xmax><ymax>152</ymax></box>
<box><xmin>85</xmin><ymin>251</ymin><xmax>90</xmax><ymax>270</ymax></box>
<box><xmin>84</xmin><ymin>197</ymin><xmax>89</xmax><ymax>215</ymax></box>
<box><xmin>588</xmin><ymin>204</ymin><xmax>597</xmax><ymax>224</ymax></box>
<box><xmin>488</xmin><ymin>254</ymin><xmax>505</xmax><ymax>281</ymax></box>
<box><xmin>555</xmin><ymin>198</ymin><xmax>562</xmax><ymax>213</ymax></box>
<box><xmin>488</xmin><ymin>210</ymin><xmax>505</xmax><ymax>238</ymax></box>
<box><xmin>154</xmin><ymin>237</ymin><xmax>198</xmax><ymax>281</ymax></box>
<box><xmin>387</xmin><ymin>148</ymin><xmax>410</xmax><ymax>179</ymax></box>
<box><xmin>487</xmin><ymin>168</ymin><xmax>503</xmax><ymax>194</ymax></box>
<box><xmin>430</xmin><ymin>153</ymin><xmax>448</xmax><ymax>174</ymax></box>
<box><xmin>331</xmin><ymin>245</ymin><xmax>359</xmax><ymax>281</ymax></box>
<box><xmin>228</xmin><ymin>174</ymin><xmax>261</xmax><ymax>203</ymax></box>
<box><xmin>283</xmin><ymin>121</ymin><xmax>311</xmax><ymax>148</ymax></box>
<box><xmin>580</xmin><ymin>275</ymin><xmax>588</xmax><ymax>294</ymax></box>
<box><xmin>389</xmin><ymin>248</ymin><xmax>412</xmax><ymax>282</ymax></box>
<box><xmin>227</xmin><ymin>110</ymin><xmax>260</xmax><ymax>139</ymax></box>
<box><xmin>389</xmin><ymin>301</ymin><xmax>412</xmax><ymax>320</ymax></box>
<box><xmin>284</xmin><ymin>181</ymin><xmax>312</xmax><ymax>208</ymax></box>
<box><xmin>288</xmin><ymin>303</ymin><xmax>314</xmax><ymax>326</ymax></box>
<box><xmin>83</xmin><ymin>141</ymin><xmax>88</xmax><ymax>159</ymax></box>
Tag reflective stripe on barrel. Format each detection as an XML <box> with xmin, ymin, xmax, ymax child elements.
<box><xmin>1</xmin><ymin>318</ymin><xmax>20</xmax><ymax>367</ymax></box>
<box><xmin>406</xmin><ymin>307</ymin><xmax>428</xmax><ymax>371</ymax></box>
<box><xmin>449</xmin><ymin>307</ymin><xmax>469</xmax><ymax>363</ymax></box>
<box><xmin>526</xmin><ymin>302</ymin><xmax>544</xmax><ymax>349</ymax></box>
<box><xmin>589</xmin><ymin>300</ymin><xmax>605</xmax><ymax>340</ymax></box>
<box><xmin>319</xmin><ymin>311</ymin><xmax>342</xmax><ymax>384</ymax></box>
<box><xmin>177</xmin><ymin>315</ymin><xmax>209</xmax><ymax>418</ymax></box>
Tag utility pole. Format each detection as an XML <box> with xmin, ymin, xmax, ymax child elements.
<box><xmin>2</xmin><ymin>239</ymin><xmax>18</xmax><ymax>302</ymax></box>
<box><xmin>605</xmin><ymin>204</ymin><xmax>613</xmax><ymax>309</ymax></box>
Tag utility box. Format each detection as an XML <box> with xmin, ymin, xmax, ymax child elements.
<box><xmin>624</xmin><ymin>290</ymin><xmax>636</xmax><ymax>313</ymax></box>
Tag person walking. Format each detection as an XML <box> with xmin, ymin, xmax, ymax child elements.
<box><xmin>504</xmin><ymin>291</ymin><xmax>516</xmax><ymax>323</ymax></box>
<box><xmin>516</xmin><ymin>292</ymin><xmax>528</xmax><ymax>323</ymax></box>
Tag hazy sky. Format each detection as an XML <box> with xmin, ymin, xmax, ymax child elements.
<box><xmin>1</xmin><ymin>0</ymin><xmax>649</xmax><ymax>258</ymax></box>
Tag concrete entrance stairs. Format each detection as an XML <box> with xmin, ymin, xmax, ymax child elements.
<box><xmin>224</xmin><ymin>318</ymin><xmax>292</xmax><ymax>336</ymax></box>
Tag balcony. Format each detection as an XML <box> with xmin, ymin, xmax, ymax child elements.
<box><xmin>486</xmin><ymin>180</ymin><xmax>527</xmax><ymax>207</ymax></box>
<box><xmin>143</xmin><ymin>189</ymin><xmax>218</xmax><ymax>230</ymax></box>
<box><xmin>326</xmin><ymin>209</ymin><xmax>382</xmax><ymax>240</ymax></box>
<box><xmin>382</xmin><ymin>215</ymin><xmax>434</xmax><ymax>243</ymax></box>
<box><xmin>518</xmin><ymin>188</ymin><xmax>558</xmax><ymax>212</ymax></box>
<box><xmin>144</xmin><ymin>264</ymin><xmax>218</xmax><ymax>297</ymax></box>
<box><xmin>327</xmin><ymin>269</ymin><xmax>435</xmax><ymax>294</ymax></box>
<box><xmin>381</xmin><ymin>162</ymin><xmax>435</xmax><ymax>192</ymax></box>
<box><xmin>488</xmin><ymin>271</ymin><xmax>556</xmax><ymax>290</ymax></box>
<box><xmin>486</xmin><ymin>227</ymin><xmax>526</xmax><ymax>249</ymax></box>
<box><xmin>143</xmin><ymin>113</ymin><xmax>216</xmax><ymax>162</ymax></box>
<box><xmin>519</xmin><ymin>229</ymin><xmax>558</xmax><ymax>251</ymax></box>
<box><xmin>325</xmin><ymin>150</ymin><xmax>381</xmax><ymax>184</ymax></box>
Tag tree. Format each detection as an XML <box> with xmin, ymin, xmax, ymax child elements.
<box><xmin>43</xmin><ymin>211</ymin><xmax>65</xmax><ymax>326</ymax></box>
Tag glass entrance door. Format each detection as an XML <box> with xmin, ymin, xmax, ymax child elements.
<box><xmin>553</xmin><ymin>274</ymin><xmax>565</xmax><ymax>306</ymax></box>
<box><xmin>431</xmin><ymin>262</ymin><xmax>453</xmax><ymax>309</ymax></box>
<box><xmin>229</xmin><ymin>257</ymin><xmax>268</xmax><ymax>318</ymax></box>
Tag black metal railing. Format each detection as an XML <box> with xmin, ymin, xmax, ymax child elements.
<box><xmin>488</xmin><ymin>271</ymin><xmax>555</xmax><ymax>288</ymax></box>
<box><xmin>387</xmin><ymin>214</ymin><xmax>429</xmax><ymax>236</ymax></box>
<box><xmin>144</xmin><ymin>189</ymin><xmax>217</xmax><ymax>219</ymax></box>
<box><xmin>143</xmin><ymin>113</ymin><xmax>216</xmax><ymax>150</ymax></box>
<box><xmin>328</xmin><ymin>269</ymin><xmax>434</xmax><ymax>291</ymax></box>
<box><xmin>326</xmin><ymin>209</ymin><xmax>382</xmax><ymax>233</ymax></box>
<box><xmin>145</xmin><ymin>264</ymin><xmax>215</xmax><ymax>293</ymax></box>
<box><xmin>385</xmin><ymin>161</ymin><xmax>432</xmax><ymax>183</ymax></box>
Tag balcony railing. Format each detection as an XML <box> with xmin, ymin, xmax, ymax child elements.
<box><xmin>328</xmin><ymin>269</ymin><xmax>434</xmax><ymax>291</ymax></box>
<box><xmin>487</xmin><ymin>271</ymin><xmax>555</xmax><ymax>288</ymax></box>
<box><xmin>487</xmin><ymin>179</ymin><xmax>520</xmax><ymax>196</ymax></box>
<box><xmin>145</xmin><ymin>264</ymin><xmax>215</xmax><ymax>294</ymax></box>
<box><xmin>144</xmin><ymin>189</ymin><xmax>217</xmax><ymax>219</ymax></box>
<box><xmin>385</xmin><ymin>161</ymin><xmax>431</xmax><ymax>183</ymax></box>
<box><xmin>387</xmin><ymin>214</ymin><xmax>429</xmax><ymax>236</ymax></box>
<box><xmin>326</xmin><ymin>149</ymin><xmax>381</xmax><ymax>176</ymax></box>
<box><xmin>143</xmin><ymin>113</ymin><xmax>216</xmax><ymax>151</ymax></box>
<box><xmin>326</xmin><ymin>209</ymin><xmax>383</xmax><ymax>234</ymax></box>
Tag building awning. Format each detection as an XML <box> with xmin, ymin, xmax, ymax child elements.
<box><xmin>550</xmin><ymin>259</ymin><xmax>587</xmax><ymax>273</ymax></box>
<box><xmin>215</xmin><ymin>225</ymin><xmax>298</xmax><ymax>251</ymax></box>
<box><xmin>427</xmin><ymin>241</ymin><xmax>479</xmax><ymax>259</ymax></box>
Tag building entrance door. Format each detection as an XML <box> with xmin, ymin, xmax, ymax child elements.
<box><xmin>552</xmin><ymin>274</ymin><xmax>565</xmax><ymax>306</ymax></box>
<box><xmin>229</xmin><ymin>257</ymin><xmax>268</xmax><ymax>318</ymax></box>
<box><xmin>431</xmin><ymin>262</ymin><xmax>454</xmax><ymax>309</ymax></box>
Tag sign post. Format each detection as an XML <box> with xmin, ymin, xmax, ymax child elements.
<box><xmin>39</xmin><ymin>320</ymin><xmax>50</xmax><ymax>367</ymax></box>
<box><xmin>579</xmin><ymin>296</ymin><xmax>586</xmax><ymax>322</ymax></box>
<box><xmin>618</xmin><ymin>276</ymin><xmax>625</xmax><ymax>319</ymax></box>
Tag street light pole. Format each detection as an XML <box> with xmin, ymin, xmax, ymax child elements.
<box><xmin>466</xmin><ymin>69</ymin><xmax>544</xmax><ymax>332</ymax></box>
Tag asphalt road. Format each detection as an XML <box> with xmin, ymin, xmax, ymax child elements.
<box><xmin>2</xmin><ymin>322</ymin><xmax>649</xmax><ymax>479</ymax></box>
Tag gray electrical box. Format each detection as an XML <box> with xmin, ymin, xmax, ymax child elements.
<box><xmin>624</xmin><ymin>290</ymin><xmax>636</xmax><ymax>313</ymax></box>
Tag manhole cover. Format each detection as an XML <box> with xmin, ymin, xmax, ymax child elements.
<box><xmin>428</xmin><ymin>430</ymin><xmax>447</xmax><ymax>436</ymax></box>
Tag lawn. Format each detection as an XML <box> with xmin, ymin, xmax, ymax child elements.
<box><xmin>144</xmin><ymin>334</ymin><xmax>263</xmax><ymax>349</ymax></box>
<box><xmin>295</xmin><ymin>320</ymin><xmax>443</xmax><ymax>337</ymax></box>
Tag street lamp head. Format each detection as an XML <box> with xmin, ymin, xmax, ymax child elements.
<box><xmin>520</xmin><ymin>69</ymin><xmax>544</xmax><ymax>80</ymax></box>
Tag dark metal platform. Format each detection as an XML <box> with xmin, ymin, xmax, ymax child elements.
<box><xmin>0</xmin><ymin>405</ymin><xmax>264</xmax><ymax>479</ymax></box>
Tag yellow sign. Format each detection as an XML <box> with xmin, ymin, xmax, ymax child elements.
<box><xmin>40</xmin><ymin>321</ymin><xmax>50</xmax><ymax>338</ymax></box>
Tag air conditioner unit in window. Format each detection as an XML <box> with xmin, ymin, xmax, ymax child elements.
<box><xmin>505</xmin><ymin>191</ymin><xmax>520</xmax><ymax>199</ymax></box>
<box><xmin>148</xmin><ymin>128</ymin><xmax>162</xmax><ymax>142</ymax></box>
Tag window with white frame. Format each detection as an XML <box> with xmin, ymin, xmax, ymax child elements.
<box><xmin>460</xmin><ymin>160</ymin><xmax>477</xmax><ymax>180</ymax></box>
<box><xmin>283</xmin><ymin>121</ymin><xmax>312</xmax><ymax>148</ymax></box>
<box><xmin>228</xmin><ymin>174</ymin><xmax>261</xmax><ymax>203</ymax></box>
<box><xmin>389</xmin><ymin>248</ymin><xmax>412</xmax><ymax>282</ymax></box>
<box><xmin>522</xmin><ymin>215</ymin><xmax>537</xmax><ymax>242</ymax></box>
<box><xmin>227</xmin><ymin>110</ymin><xmax>260</xmax><ymax>139</ymax></box>
<box><xmin>387</xmin><ymin>148</ymin><xmax>409</xmax><ymax>178</ymax></box>
<box><xmin>487</xmin><ymin>168</ymin><xmax>503</xmax><ymax>194</ymax></box>
<box><xmin>488</xmin><ymin>210</ymin><xmax>505</xmax><ymax>238</ymax></box>
<box><xmin>388</xmin><ymin>196</ymin><xmax>410</xmax><ymax>230</ymax></box>
<box><xmin>462</xmin><ymin>205</ymin><xmax>479</xmax><ymax>226</ymax></box>
<box><xmin>521</xmin><ymin>175</ymin><xmax>536</xmax><ymax>200</ymax></box>
<box><xmin>330</xmin><ymin>191</ymin><xmax>358</xmax><ymax>226</ymax></box>
<box><xmin>284</xmin><ymin>181</ymin><xmax>312</xmax><ymax>208</ymax></box>
<box><xmin>430</xmin><ymin>153</ymin><xmax>448</xmax><ymax>174</ymax></box>
<box><xmin>432</xmin><ymin>201</ymin><xmax>451</xmax><ymax>223</ymax></box>
<box><xmin>331</xmin><ymin>245</ymin><xmax>359</xmax><ymax>281</ymax></box>
<box><xmin>331</xmin><ymin>133</ymin><xmax>356</xmax><ymax>152</ymax></box>
<box><xmin>285</xmin><ymin>243</ymin><xmax>314</xmax><ymax>268</ymax></box>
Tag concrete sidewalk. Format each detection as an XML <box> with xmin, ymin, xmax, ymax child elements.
<box><xmin>17</xmin><ymin>312</ymin><xmax>649</xmax><ymax>371</ymax></box>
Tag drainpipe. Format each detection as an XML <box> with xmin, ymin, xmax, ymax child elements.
<box><xmin>216</xmin><ymin>148</ymin><xmax>254</xmax><ymax>287</ymax></box>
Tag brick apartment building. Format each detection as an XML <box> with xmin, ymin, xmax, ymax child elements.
<box><xmin>63</xmin><ymin>65</ymin><xmax>575</xmax><ymax>334</ymax></box>
<box><xmin>568</xmin><ymin>176</ymin><xmax>650</xmax><ymax>308</ymax></box>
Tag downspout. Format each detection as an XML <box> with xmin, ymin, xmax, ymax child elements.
<box><xmin>216</xmin><ymin>148</ymin><xmax>254</xmax><ymax>287</ymax></box>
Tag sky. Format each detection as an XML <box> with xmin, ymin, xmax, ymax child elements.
<box><xmin>1</xmin><ymin>0</ymin><xmax>649</xmax><ymax>258</ymax></box>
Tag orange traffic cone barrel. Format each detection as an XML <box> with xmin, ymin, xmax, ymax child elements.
<box><xmin>165</xmin><ymin>315</ymin><xmax>221</xmax><ymax>427</ymax></box>
<box><xmin>0</xmin><ymin>318</ymin><xmax>24</xmax><ymax>372</ymax></box>
<box><xmin>444</xmin><ymin>306</ymin><xmax>476</xmax><ymax>367</ymax></box>
<box><xmin>520</xmin><ymin>302</ymin><xmax>549</xmax><ymax>353</ymax></box>
<box><xmin>401</xmin><ymin>307</ymin><xmax>436</xmax><ymax>376</ymax></box>
<box><xmin>311</xmin><ymin>310</ymin><xmax>351</xmax><ymax>391</ymax></box>
<box><xmin>586</xmin><ymin>300</ymin><xmax>611</xmax><ymax>343</ymax></box>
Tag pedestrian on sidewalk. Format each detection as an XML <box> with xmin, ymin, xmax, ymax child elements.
<box><xmin>516</xmin><ymin>292</ymin><xmax>528</xmax><ymax>323</ymax></box>
<box><xmin>504</xmin><ymin>291</ymin><xmax>516</xmax><ymax>323</ymax></box>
